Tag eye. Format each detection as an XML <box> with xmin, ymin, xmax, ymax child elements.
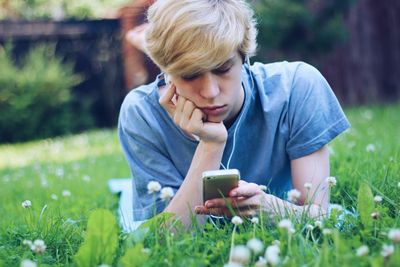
<box><xmin>181</xmin><ymin>73</ymin><xmax>200</xmax><ymax>81</ymax></box>
<box><xmin>212</xmin><ymin>65</ymin><xmax>232</xmax><ymax>75</ymax></box>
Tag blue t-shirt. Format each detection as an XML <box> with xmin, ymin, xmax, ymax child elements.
<box><xmin>118</xmin><ymin>61</ymin><xmax>350</xmax><ymax>221</ymax></box>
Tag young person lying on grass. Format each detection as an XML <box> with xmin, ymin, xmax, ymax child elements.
<box><xmin>118</xmin><ymin>0</ymin><xmax>350</xmax><ymax>229</ymax></box>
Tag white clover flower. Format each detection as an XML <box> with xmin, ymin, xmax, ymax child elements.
<box><xmin>97</xmin><ymin>264</ymin><xmax>111</xmax><ymax>267</ymax></box>
<box><xmin>314</xmin><ymin>220</ymin><xmax>323</xmax><ymax>228</ymax></box>
<box><xmin>231</xmin><ymin>216</ymin><xmax>243</xmax><ymax>226</ymax></box>
<box><xmin>326</xmin><ymin>176</ymin><xmax>337</xmax><ymax>187</ymax></box>
<box><xmin>22</xmin><ymin>200</ymin><xmax>32</xmax><ymax>208</ymax></box>
<box><xmin>388</xmin><ymin>228</ymin><xmax>400</xmax><ymax>243</ymax></box>
<box><xmin>30</xmin><ymin>239</ymin><xmax>46</xmax><ymax>254</ymax></box>
<box><xmin>160</xmin><ymin>187</ymin><xmax>174</xmax><ymax>202</ymax></box>
<box><xmin>374</xmin><ymin>195</ymin><xmax>383</xmax><ymax>203</ymax></box>
<box><xmin>223</xmin><ymin>262</ymin><xmax>243</xmax><ymax>267</ymax></box>
<box><xmin>40</xmin><ymin>177</ymin><xmax>48</xmax><ymax>188</ymax></box>
<box><xmin>347</xmin><ymin>141</ymin><xmax>356</xmax><ymax>149</ymax></box>
<box><xmin>381</xmin><ymin>244</ymin><xmax>394</xmax><ymax>258</ymax></box>
<box><xmin>147</xmin><ymin>181</ymin><xmax>161</xmax><ymax>194</ymax></box>
<box><xmin>258</xmin><ymin>185</ymin><xmax>267</xmax><ymax>191</ymax></box>
<box><xmin>322</xmin><ymin>228</ymin><xmax>333</xmax><ymax>235</ymax></box>
<box><xmin>398</xmin><ymin>182</ymin><xmax>400</xmax><ymax>188</ymax></box>
<box><xmin>3</xmin><ymin>175</ymin><xmax>10</xmax><ymax>183</ymax></box>
<box><xmin>142</xmin><ymin>248</ymin><xmax>151</xmax><ymax>254</ymax></box>
<box><xmin>271</xmin><ymin>240</ymin><xmax>281</xmax><ymax>246</ymax></box>
<box><xmin>265</xmin><ymin>245</ymin><xmax>280</xmax><ymax>266</ymax></box>
<box><xmin>83</xmin><ymin>175</ymin><xmax>91</xmax><ymax>182</ymax></box>
<box><xmin>55</xmin><ymin>167</ymin><xmax>64</xmax><ymax>177</ymax></box>
<box><xmin>20</xmin><ymin>259</ymin><xmax>37</xmax><ymax>267</ymax></box>
<box><xmin>278</xmin><ymin>219</ymin><xmax>295</xmax><ymax>234</ymax></box>
<box><xmin>371</xmin><ymin>211</ymin><xmax>380</xmax><ymax>220</ymax></box>
<box><xmin>254</xmin><ymin>256</ymin><xmax>267</xmax><ymax>267</ymax></box>
<box><xmin>72</xmin><ymin>163</ymin><xmax>80</xmax><ymax>170</ymax></box>
<box><xmin>22</xmin><ymin>240</ymin><xmax>32</xmax><ymax>246</ymax></box>
<box><xmin>356</xmin><ymin>245</ymin><xmax>369</xmax><ymax>257</ymax></box>
<box><xmin>366</xmin><ymin>144</ymin><xmax>376</xmax><ymax>152</ymax></box>
<box><xmin>62</xmin><ymin>190</ymin><xmax>71</xmax><ymax>197</ymax></box>
<box><xmin>304</xmin><ymin>183</ymin><xmax>312</xmax><ymax>190</ymax></box>
<box><xmin>251</xmin><ymin>217</ymin><xmax>259</xmax><ymax>224</ymax></box>
<box><xmin>306</xmin><ymin>224</ymin><xmax>314</xmax><ymax>231</ymax></box>
<box><xmin>247</xmin><ymin>238</ymin><xmax>264</xmax><ymax>254</ymax></box>
<box><xmin>287</xmin><ymin>189</ymin><xmax>301</xmax><ymax>203</ymax></box>
<box><xmin>328</xmin><ymin>146</ymin><xmax>335</xmax><ymax>156</ymax></box>
<box><xmin>330</xmin><ymin>204</ymin><xmax>344</xmax><ymax>212</ymax></box>
<box><xmin>51</xmin><ymin>194</ymin><xmax>58</xmax><ymax>200</ymax></box>
<box><xmin>362</xmin><ymin>110</ymin><xmax>373</xmax><ymax>120</ymax></box>
<box><xmin>231</xmin><ymin>245</ymin><xmax>251</xmax><ymax>265</ymax></box>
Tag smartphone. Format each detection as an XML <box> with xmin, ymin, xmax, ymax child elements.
<box><xmin>202</xmin><ymin>169</ymin><xmax>240</xmax><ymax>201</ymax></box>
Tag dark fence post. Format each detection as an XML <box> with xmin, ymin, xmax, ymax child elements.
<box><xmin>318</xmin><ymin>0</ymin><xmax>400</xmax><ymax>105</ymax></box>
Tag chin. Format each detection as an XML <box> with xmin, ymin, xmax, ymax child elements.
<box><xmin>206</xmin><ymin>116</ymin><xmax>224</xmax><ymax>123</ymax></box>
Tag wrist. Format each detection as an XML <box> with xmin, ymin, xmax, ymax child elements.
<box><xmin>199</xmin><ymin>139</ymin><xmax>226</xmax><ymax>152</ymax></box>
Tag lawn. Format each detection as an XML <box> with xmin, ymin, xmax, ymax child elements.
<box><xmin>0</xmin><ymin>103</ymin><xmax>399</xmax><ymax>266</ymax></box>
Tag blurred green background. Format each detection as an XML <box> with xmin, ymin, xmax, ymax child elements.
<box><xmin>1</xmin><ymin>0</ymin><xmax>399</xmax><ymax>143</ymax></box>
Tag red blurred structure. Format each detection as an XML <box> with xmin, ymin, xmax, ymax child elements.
<box><xmin>118</xmin><ymin>0</ymin><xmax>158</xmax><ymax>92</ymax></box>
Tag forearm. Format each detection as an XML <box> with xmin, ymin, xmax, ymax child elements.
<box><xmin>164</xmin><ymin>141</ymin><xmax>225</xmax><ymax>228</ymax></box>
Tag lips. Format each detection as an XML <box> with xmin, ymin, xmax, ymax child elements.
<box><xmin>200</xmin><ymin>105</ymin><xmax>227</xmax><ymax>116</ymax></box>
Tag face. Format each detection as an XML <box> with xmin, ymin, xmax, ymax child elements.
<box><xmin>168</xmin><ymin>52</ymin><xmax>244</xmax><ymax>126</ymax></box>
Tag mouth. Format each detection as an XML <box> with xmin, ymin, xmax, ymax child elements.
<box><xmin>200</xmin><ymin>105</ymin><xmax>227</xmax><ymax>116</ymax></box>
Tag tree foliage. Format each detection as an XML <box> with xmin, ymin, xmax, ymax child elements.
<box><xmin>253</xmin><ymin>0</ymin><xmax>355</xmax><ymax>60</ymax></box>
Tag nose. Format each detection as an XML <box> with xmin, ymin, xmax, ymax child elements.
<box><xmin>198</xmin><ymin>72</ymin><xmax>220</xmax><ymax>99</ymax></box>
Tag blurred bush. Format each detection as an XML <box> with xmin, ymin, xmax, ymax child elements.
<box><xmin>0</xmin><ymin>44</ymin><xmax>93</xmax><ymax>143</ymax></box>
<box><xmin>0</xmin><ymin>0</ymin><xmax>131</xmax><ymax>20</ymax></box>
<box><xmin>253</xmin><ymin>0</ymin><xmax>354</xmax><ymax>60</ymax></box>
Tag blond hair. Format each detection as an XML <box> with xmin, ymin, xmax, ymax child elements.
<box><xmin>145</xmin><ymin>0</ymin><xmax>258</xmax><ymax>76</ymax></box>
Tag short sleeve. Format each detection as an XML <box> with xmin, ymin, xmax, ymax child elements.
<box><xmin>118</xmin><ymin>98</ymin><xmax>182</xmax><ymax>221</ymax></box>
<box><xmin>286</xmin><ymin>62</ymin><xmax>350</xmax><ymax>160</ymax></box>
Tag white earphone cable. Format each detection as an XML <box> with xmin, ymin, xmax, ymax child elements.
<box><xmin>220</xmin><ymin>58</ymin><xmax>254</xmax><ymax>170</ymax></box>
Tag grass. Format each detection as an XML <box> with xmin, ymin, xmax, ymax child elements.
<box><xmin>0</xmin><ymin>103</ymin><xmax>399</xmax><ymax>266</ymax></box>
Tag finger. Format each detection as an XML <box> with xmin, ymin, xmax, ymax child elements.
<box><xmin>191</xmin><ymin>108</ymin><xmax>206</xmax><ymax>123</ymax></box>
<box><xmin>230</xmin><ymin>182</ymin><xmax>262</xmax><ymax>197</ymax></box>
<box><xmin>173</xmin><ymin>95</ymin><xmax>187</xmax><ymax>125</ymax></box>
<box><xmin>205</xmin><ymin>197</ymin><xmax>259</xmax><ymax>210</ymax></box>
<box><xmin>194</xmin><ymin>206</ymin><xmax>232</xmax><ymax>217</ymax></box>
<box><xmin>159</xmin><ymin>83</ymin><xmax>177</xmax><ymax>115</ymax></box>
<box><xmin>195</xmin><ymin>206</ymin><xmax>257</xmax><ymax>217</ymax></box>
<box><xmin>180</xmin><ymin>100</ymin><xmax>196</xmax><ymax>128</ymax></box>
<box><xmin>238</xmin><ymin>180</ymin><xmax>248</xmax><ymax>186</ymax></box>
<box><xmin>186</xmin><ymin>108</ymin><xmax>204</xmax><ymax>134</ymax></box>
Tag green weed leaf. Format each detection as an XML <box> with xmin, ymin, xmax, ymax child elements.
<box><xmin>74</xmin><ymin>209</ymin><xmax>119</xmax><ymax>267</ymax></box>
<box><xmin>119</xmin><ymin>243</ymin><xmax>149</xmax><ymax>267</ymax></box>
<box><xmin>357</xmin><ymin>182</ymin><xmax>375</xmax><ymax>229</ymax></box>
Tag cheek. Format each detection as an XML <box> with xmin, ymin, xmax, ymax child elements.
<box><xmin>175</xmin><ymin>85</ymin><xmax>195</xmax><ymax>100</ymax></box>
<box><xmin>175</xmin><ymin>86</ymin><xmax>185</xmax><ymax>96</ymax></box>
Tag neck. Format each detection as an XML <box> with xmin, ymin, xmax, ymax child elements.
<box><xmin>224</xmin><ymin>85</ymin><xmax>245</xmax><ymax>129</ymax></box>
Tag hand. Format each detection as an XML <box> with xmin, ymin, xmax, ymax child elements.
<box><xmin>126</xmin><ymin>23</ymin><xmax>148</xmax><ymax>52</ymax></box>
<box><xmin>194</xmin><ymin>180</ymin><xmax>275</xmax><ymax>217</ymax></box>
<box><xmin>159</xmin><ymin>83</ymin><xmax>228</xmax><ymax>144</ymax></box>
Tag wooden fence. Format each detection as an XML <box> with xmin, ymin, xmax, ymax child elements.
<box><xmin>316</xmin><ymin>0</ymin><xmax>400</xmax><ymax>105</ymax></box>
<box><xmin>0</xmin><ymin>19</ymin><xmax>124</xmax><ymax>127</ymax></box>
